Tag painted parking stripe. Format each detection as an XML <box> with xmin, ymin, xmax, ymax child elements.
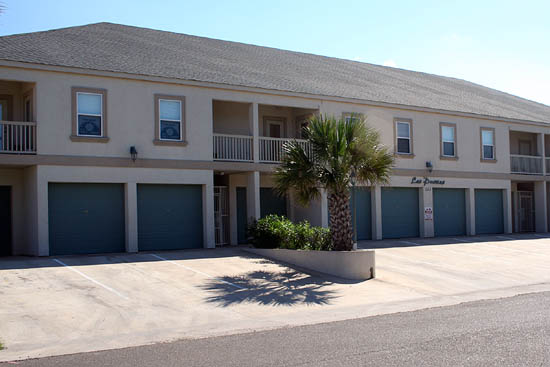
<box><xmin>496</xmin><ymin>236</ymin><xmax>515</xmax><ymax>240</ymax></box>
<box><xmin>452</xmin><ymin>238</ymin><xmax>473</xmax><ymax>243</ymax></box>
<box><xmin>149</xmin><ymin>254</ymin><xmax>245</xmax><ymax>290</ymax></box>
<box><xmin>53</xmin><ymin>258</ymin><xmax>129</xmax><ymax>300</ymax></box>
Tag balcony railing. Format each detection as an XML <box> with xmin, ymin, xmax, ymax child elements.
<box><xmin>510</xmin><ymin>154</ymin><xmax>543</xmax><ymax>175</ymax></box>
<box><xmin>213</xmin><ymin>133</ymin><xmax>253</xmax><ymax>162</ymax></box>
<box><xmin>260</xmin><ymin>137</ymin><xmax>311</xmax><ymax>163</ymax></box>
<box><xmin>0</xmin><ymin>121</ymin><xmax>37</xmax><ymax>154</ymax></box>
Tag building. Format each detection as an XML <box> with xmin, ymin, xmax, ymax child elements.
<box><xmin>1</xmin><ymin>22</ymin><xmax>550</xmax><ymax>256</ymax></box>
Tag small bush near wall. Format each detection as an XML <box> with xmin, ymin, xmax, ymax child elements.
<box><xmin>248</xmin><ymin>215</ymin><xmax>333</xmax><ymax>251</ymax></box>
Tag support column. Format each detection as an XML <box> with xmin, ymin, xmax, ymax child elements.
<box><xmin>534</xmin><ymin>181</ymin><xmax>547</xmax><ymax>233</ymax></box>
<box><xmin>372</xmin><ymin>186</ymin><xmax>382</xmax><ymax>240</ymax></box>
<box><xmin>538</xmin><ymin>133</ymin><xmax>546</xmax><ymax>175</ymax></box>
<box><xmin>466</xmin><ymin>188</ymin><xmax>476</xmax><ymax>236</ymax></box>
<box><xmin>420</xmin><ymin>187</ymin><xmax>434</xmax><ymax>237</ymax></box>
<box><xmin>503</xmin><ymin>187</ymin><xmax>513</xmax><ymax>234</ymax></box>
<box><xmin>36</xmin><ymin>167</ymin><xmax>49</xmax><ymax>256</ymax></box>
<box><xmin>250</xmin><ymin>103</ymin><xmax>259</xmax><ymax>163</ymax></box>
<box><xmin>247</xmin><ymin>171</ymin><xmax>261</xmax><ymax>222</ymax></box>
<box><xmin>320</xmin><ymin>188</ymin><xmax>329</xmax><ymax>228</ymax></box>
<box><xmin>125</xmin><ymin>182</ymin><xmax>138</xmax><ymax>253</ymax></box>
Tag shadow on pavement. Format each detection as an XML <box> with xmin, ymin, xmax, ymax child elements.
<box><xmin>200</xmin><ymin>269</ymin><xmax>339</xmax><ymax>307</ymax></box>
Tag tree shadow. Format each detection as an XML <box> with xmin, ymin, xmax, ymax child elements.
<box><xmin>200</xmin><ymin>269</ymin><xmax>339</xmax><ymax>307</ymax></box>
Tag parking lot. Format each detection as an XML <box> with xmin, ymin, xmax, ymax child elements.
<box><xmin>2</xmin><ymin>234</ymin><xmax>550</xmax><ymax>361</ymax></box>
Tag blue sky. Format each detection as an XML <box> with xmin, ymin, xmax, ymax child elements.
<box><xmin>1</xmin><ymin>0</ymin><xmax>549</xmax><ymax>105</ymax></box>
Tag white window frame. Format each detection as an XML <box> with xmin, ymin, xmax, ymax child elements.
<box><xmin>76</xmin><ymin>92</ymin><xmax>103</xmax><ymax>137</ymax></box>
<box><xmin>481</xmin><ymin>128</ymin><xmax>495</xmax><ymax>160</ymax></box>
<box><xmin>158</xmin><ymin>98</ymin><xmax>183</xmax><ymax>141</ymax></box>
<box><xmin>395</xmin><ymin>120</ymin><xmax>412</xmax><ymax>155</ymax></box>
<box><xmin>441</xmin><ymin>123</ymin><xmax>456</xmax><ymax>157</ymax></box>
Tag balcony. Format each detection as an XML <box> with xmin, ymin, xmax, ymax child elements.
<box><xmin>0</xmin><ymin>121</ymin><xmax>37</xmax><ymax>154</ymax></box>
<box><xmin>213</xmin><ymin>134</ymin><xmax>311</xmax><ymax>163</ymax></box>
<box><xmin>510</xmin><ymin>154</ymin><xmax>543</xmax><ymax>175</ymax></box>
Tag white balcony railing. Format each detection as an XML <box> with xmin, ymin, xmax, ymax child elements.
<box><xmin>510</xmin><ymin>154</ymin><xmax>543</xmax><ymax>175</ymax></box>
<box><xmin>213</xmin><ymin>133</ymin><xmax>253</xmax><ymax>162</ymax></box>
<box><xmin>0</xmin><ymin>121</ymin><xmax>37</xmax><ymax>154</ymax></box>
<box><xmin>259</xmin><ymin>137</ymin><xmax>311</xmax><ymax>163</ymax></box>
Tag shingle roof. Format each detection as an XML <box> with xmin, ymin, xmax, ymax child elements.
<box><xmin>1</xmin><ymin>22</ymin><xmax>549</xmax><ymax>124</ymax></box>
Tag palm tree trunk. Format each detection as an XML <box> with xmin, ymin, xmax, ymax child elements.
<box><xmin>328</xmin><ymin>189</ymin><xmax>354</xmax><ymax>251</ymax></box>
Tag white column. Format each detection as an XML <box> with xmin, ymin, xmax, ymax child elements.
<box><xmin>538</xmin><ymin>133</ymin><xmax>546</xmax><ymax>175</ymax></box>
<box><xmin>466</xmin><ymin>188</ymin><xmax>476</xmax><ymax>236</ymax></box>
<box><xmin>421</xmin><ymin>187</ymin><xmax>434</xmax><ymax>237</ymax></box>
<box><xmin>534</xmin><ymin>181</ymin><xmax>547</xmax><ymax>233</ymax></box>
<box><xmin>320</xmin><ymin>188</ymin><xmax>329</xmax><ymax>228</ymax></box>
<box><xmin>125</xmin><ymin>182</ymin><xmax>138</xmax><ymax>252</ymax></box>
<box><xmin>203</xmin><ymin>174</ymin><xmax>216</xmax><ymax>248</ymax></box>
<box><xmin>247</xmin><ymin>171</ymin><xmax>261</xmax><ymax>222</ymax></box>
<box><xmin>372</xmin><ymin>186</ymin><xmax>383</xmax><ymax>240</ymax></box>
<box><xmin>250</xmin><ymin>103</ymin><xmax>260</xmax><ymax>163</ymax></box>
<box><xmin>36</xmin><ymin>167</ymin><xmax>49</xmax><ymax>256</ymax></box>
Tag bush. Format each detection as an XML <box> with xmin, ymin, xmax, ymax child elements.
<box><xmin>248</xmin><ymin>215</ymin><xmax>333</xmax><ymax>251</ymax></box>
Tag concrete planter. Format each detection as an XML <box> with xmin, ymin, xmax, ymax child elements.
<box><xmin>244</xmin><ymin>247</ymin><xmax>375</xmax><ymax>280</ymax></box>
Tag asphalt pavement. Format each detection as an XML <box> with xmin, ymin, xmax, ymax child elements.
<box><xmin>5</xmin><ymin>291</ymin><xmax>549</xmax><ymax>367</ymax></box>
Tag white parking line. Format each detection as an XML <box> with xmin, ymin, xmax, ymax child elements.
<box><xmin>53</xmin><ymin>259</ymin><xmax>129</xmax><ymax>300</ymax></box>
<box><xmin>452</xmin><ymin>238</ymin><xmax>472</xmax><ymax>243</ymax></box>
<box><xmin>149</xmin><ymin>254</ymin><xmax>246</xmax><ymax>290</ymax></box>
<box><xmin>496</xmin><ymin>236</ymin><xmax>515</xmax><ymax>240</ymax></box>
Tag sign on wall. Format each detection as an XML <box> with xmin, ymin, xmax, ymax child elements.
<box><xmin>411</xmin><ymin>177</ymin><xmax>446</xmax><ymax>186</ymax></box>
<box><xmin>424</xmin><ymin>207</ymin><xmax>433</xmax><ymax>221</ymax></box>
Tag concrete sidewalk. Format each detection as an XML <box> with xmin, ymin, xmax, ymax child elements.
<box><xmin>1</xmin><ymin>234</ymin><xmax>550</xmax><ymax>361</ymax></box>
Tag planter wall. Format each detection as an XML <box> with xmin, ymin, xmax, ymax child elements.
<box><xmin>244</xmin><ymin>248</ymin><xmax>375</xmax><ymax>280</ymax></box>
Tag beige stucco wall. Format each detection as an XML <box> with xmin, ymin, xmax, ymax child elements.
<box><xmin>213</xmin><ymin>100</ymin><xmax>250</xmax><ymax>135</ymax></box>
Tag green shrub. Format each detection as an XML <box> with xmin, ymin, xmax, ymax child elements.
<box><xmin>248</xmin><ymin>215</ymin><xmax>333</xmax><ymax>251</ymax></box>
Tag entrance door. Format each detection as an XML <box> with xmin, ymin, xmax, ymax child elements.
<box><xmin>236</xmin><ymin>187</ymin><xmax>248</xmax><ymax>244</ymax></box>
<box><xmin>0</xmin><ymin>186</ymin><xmax>11</xmax><ymax>256</ymax></box>
<box><xmin>518</xmin><ymin>191</ymin><xmax>534</xmax><ymax>232</ymax></box>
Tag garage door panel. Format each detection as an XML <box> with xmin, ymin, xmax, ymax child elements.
<box><xmin>434</xmin><ymin>188</ymin><xmax>466</xmax><ymax>236</ymax></box>
<box><xmin>475</xmin><ymin>189</ymin><xmax>504</xmax><ymax>235</ymax></box>
<box><xmin>49</xmin><ymin>183</ymin><xmax>125</xmax><ymax>256</ymax></box>
<box><xmin>138</xmin><ymin>184</ymin><xmax>203</xmax><ymax>251</ymax></box>
<box><xmin>382</xmin><ymin>188</ymin><xmax>419</xmax><ymax>239</ymax></box>
<box><xmin>353</xmin><ymin>187</ymin><xmax>372</xmax><ymax>240</ymax></box>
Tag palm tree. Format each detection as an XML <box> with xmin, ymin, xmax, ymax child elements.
<box><xmin>274</xmin><ymin>114</ymin><xmax>394</xmax><ymax>251</ymax></box>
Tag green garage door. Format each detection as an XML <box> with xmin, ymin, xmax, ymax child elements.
<box><xmin>382</xmin><ymin>187</ymin><xmax>419</xmax><ymax>239</ymax></box>
<box><xmin>433</xmin><ymin>188</ymin><xmax>466</xmax><ymax>236</ymax></box>
<box><xmin>475</xmin><ymin>189</ymin><xmax>504</xmax><ymax>235</ymax></box>
<box><xmin>137</xmin><ymin>184</ymin><xmax>203</xmax><ymax>251</ymax></box>
<box><xmin>352</xmin><ymin>187</ymin><xmax>372</xmax><ymax>240</ymax></box>
<box><xmin>48</xmin><ymin>183</ymin><xmax>125</xmax><ymax>256</ymax></box>
<box><xmin>260</xmin><ymin>188</ymin><xmax>287</xmax><ymax>218</ymax></box>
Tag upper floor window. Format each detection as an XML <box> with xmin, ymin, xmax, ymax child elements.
<box><xmin>71</xmin><ymin>87</ymin><xmax>108</xmax><ymax>142</ymax></box>
<box><xmin>481</xmin><ymin>128</ymin><xmax>495</xmax><ymax>160</ymax></box>
<box><xmin>77</xmin><ymin>93</ymin><xmax>103</xmax><ymax>136</ymax></box>
<box><xmin>342</xmin><ymin>112</ymin><xmax>362</xmax><ymax>124</ymax></box>
<box><xmin>154</xmin><ymin>94</ymin><xmax>187</xmax><ymax>145</ymax></box>
<box><xmin>395</xmin><ymin>119</ymin><xmax>412</xmax><ymax>155</ymax></box>
<box><xmin>440</xmin><ymin>123</ymin><xmax>456</xmax><ymax>158</ymax></box>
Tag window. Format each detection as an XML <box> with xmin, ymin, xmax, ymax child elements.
<box><xmin>159</xmin><ymin>99</ymin><xmax>182</xmax><ymax>140</ymax></box>
<box><xmin>71</xmin><ymin>87</ymin><xmax>107</xmax><ymax>141</ymax></box>
<box><xmin>77</xmin><ymin>93</ymin><xmax>103</xmax><ymax>136</ymax></box>
<box><xmin>154</xmin><ymin>95</ymin><xmax>186</xmax><ymax>145</ymax></box>
<box><xmin>440</xmin><ymin>123</ymin><xmax>456</xmax><ymax>157</ymax></box>
<box><xmin>342</xmin><ymin>112</ymin><xmax>362</xmax><ymax>124</ymax></box>
<box><xmin>395</xmin><ymin>119</ymin><xmax>412</xmax><ymax>154</ymax></box>
<box><xmin>481</xmin><ymin>128</ymin><xmax>495</xmax><ymax>160</ymax></box>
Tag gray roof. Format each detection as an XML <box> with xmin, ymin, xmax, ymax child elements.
<box><xmin>1</xmin><ymin>22</ymin><xmax>549</xmax><ymax>124</ymax></box>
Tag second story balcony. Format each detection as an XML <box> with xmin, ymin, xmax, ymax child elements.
<box><xmin>212</xmin><ymin>100</ymin><xmax>316</xmax><ymax>164</ymax></box>
<box><xmin>0</xmin><ymin>80</ymin><xmax>37</xmax><ymax>155</ymax></box>
<box><xmin>509</xmin><ymin>131</ymin><xmax>544</xmax><ymax>175</ymax></box>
